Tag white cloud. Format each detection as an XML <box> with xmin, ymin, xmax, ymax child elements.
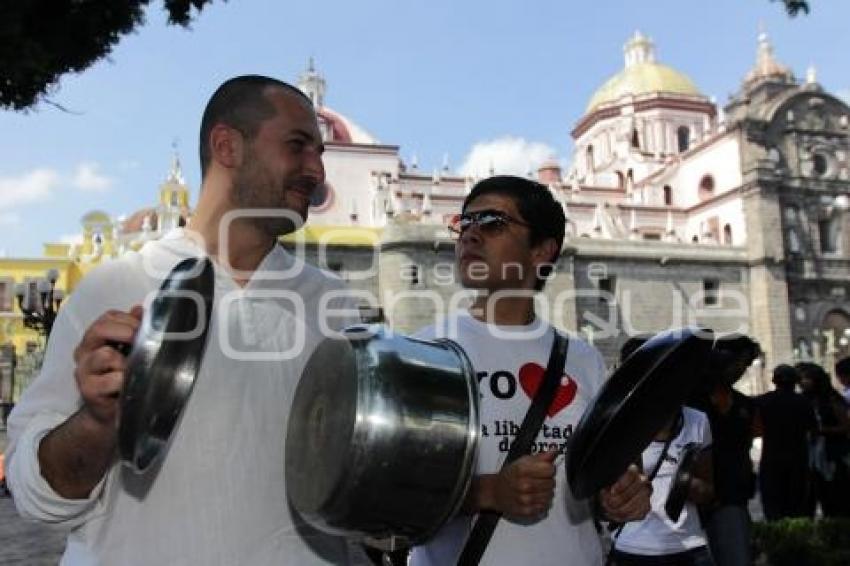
<box><xmin>0</xmin><ymin>212</ymin><xmax>21</xmax><ymax>226</ymax></box>
<box><xmin>459</xmin><ymin>136</ymin><xmax>558</xmax><ymax>178</ymax></box>
<box><xmin>72</xmin><ymin>162</ymin><xmax>113</xmax><ymax>192</ymax></box>
<box><xmin>0</xmin><ymin>169</ymin><xmax>60</xmax><ymax>207</ymax></box>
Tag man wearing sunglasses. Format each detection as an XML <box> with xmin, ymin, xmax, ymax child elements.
<box><xmin>410</xmin><ymin>176</ymin><xmax>650</xmax><ymax>566</ymax></box>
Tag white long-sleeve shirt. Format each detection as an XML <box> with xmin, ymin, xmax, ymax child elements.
<box><xmin>6</xmin><ymin>230</ymin><xmax>366</xmax><ymax>566</ymax></box>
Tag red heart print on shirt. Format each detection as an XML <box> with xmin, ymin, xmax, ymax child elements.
<box><xmin>518</xmin><ymin>362</ymin><xmax>578</xmax><ymax>417</ymax></box>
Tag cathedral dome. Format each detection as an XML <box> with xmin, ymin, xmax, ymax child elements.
<box><xmin>80</xmin><ymin>210</ymin><xmax>111</xmax><ymax>226</ymax></box>
<box><xmin>586</xmin><ymin>32</ymin><xmax>702</xmax><ymax>113</ymax></box>
<box><xmin>317</xmin><ymin>107</ymin><xmax>378</xmax><ymax>145</ymax></box>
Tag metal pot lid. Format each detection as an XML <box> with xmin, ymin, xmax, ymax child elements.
<box><xmin>118</xmin><ymin>256</ymin><xmax>215</xmax><ymax>473</ymax></box>
<box><xmin>566</xmin><ymin>327</ymin><xmax>714</xmax><ymax>499</ymax></box>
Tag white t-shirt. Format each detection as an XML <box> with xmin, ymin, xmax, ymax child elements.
<box><xmin>613</xmin><ymin>407</ymin><xmax>712</xmax><ymax>556</ymax></box>
<box><xmin>5</xmin><ymin>230</ymin><xmax>366</xmax><ymax>566</ymax></box>
<box><xmin>409</xmin><ymin>312</ymin><xmax>607</xmax><ymax>566</ymax></box>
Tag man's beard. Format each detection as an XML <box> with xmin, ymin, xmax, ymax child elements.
<box><xmin>232</xmin><ymin>161</ymin><xmax>314</xmax><ymax>237</ymax></box>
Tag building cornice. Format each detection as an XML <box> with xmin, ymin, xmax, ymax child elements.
<box><xmin>572</xmin><ymin>95</ymin><xmax>716</xmax><ymax>139</ymax></box>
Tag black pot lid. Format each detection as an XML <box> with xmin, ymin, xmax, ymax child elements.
<box><xmin>118</xmin><ymin>256</ymin><xmax>215</xmax><ymax>473</ymax></box>
<box><xmin>566</xmin><ymin>327</ymin><xmax>714</xmax><ymax>499</ymax></box>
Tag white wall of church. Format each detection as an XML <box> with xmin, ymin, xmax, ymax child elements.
<box><xmin>685</xmin><ymin>198</ymin><xmax>747</xmax><ymax>245</ymax></box>
<box><xmin>667</xmin><ymin>135</ymin><xmax>743</xmax><ymax>208</ymax></box>
<box><xmin>313</xmin><ymin>145</ymin><xmax>400</xmax><ymax>227</ymax></box>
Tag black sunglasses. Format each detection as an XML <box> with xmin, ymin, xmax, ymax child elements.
<box><xmin>448</xmin><ymin>209</ymin><xmax>531</xmax><ymax>237</ymax></box>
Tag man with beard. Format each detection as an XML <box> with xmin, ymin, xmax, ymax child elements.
<box><xmin>409</xmin><ymin>176</ymin><xmax>650</xmax><ymax>566</ymax></box>
<box><xmin>5</xmin><ymin>76</ymin><xmax>365</xmax><ymax>565</ymax></box>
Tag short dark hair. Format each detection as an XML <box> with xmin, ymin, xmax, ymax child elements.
<box><xmin>463</xmin><ymin>175</ymin><xmax>566</xmax><ymax>289</ymax></box>
<box><xmin>772</xmin><ymin>364</ymin><xmax>799</xmax><ymax>389</ymax></box>
<box><xmin>795</xmin><ymin>362</ymin><xmax>831</xmax><ymax>393</ymax></box>
<box><xmin>836</xmin><ymin>356</ymin><xmax>850</xmax><ymax>378</ymax></box>
<box><xmin>198</xmin><ymin>75</ymin><xmax>312</xmax><ymax>179</ymax></box>
<box><xmin>707</xmin><ymin>334</ymin><xmax>760</xmax><ymax>386</ymax></box>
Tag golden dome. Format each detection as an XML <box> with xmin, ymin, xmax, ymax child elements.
<box><xmin>586</xmin><ymin>63</ymin><xmax>701</xmax><ymax>112</ymax></box>
<box><xmin>586</xmin><ymin>32</ymin><xmax>702</xmax><ymax>113</ymax></box>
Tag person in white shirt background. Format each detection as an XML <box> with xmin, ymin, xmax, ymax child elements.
<box><xmin>609</xmin><ymin>336</ymin><xmax>715</xmax><ymax>566</ymax></box>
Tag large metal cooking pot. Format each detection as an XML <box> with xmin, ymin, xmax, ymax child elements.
<box><xmin>285</xmin><ymin>324</ymin><xmax>479</xmax><ymax>547</ymax></box>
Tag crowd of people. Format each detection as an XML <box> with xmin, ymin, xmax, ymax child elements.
<box><xmin>2</xmin><ymin>73</ymin><xmax>850</xmax><ymax>566</ymax></box>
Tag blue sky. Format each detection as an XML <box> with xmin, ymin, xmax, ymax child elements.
<box><xmin>2</xmin><ymin>0</ymin><xmax>848</xmax><ymax>257</ymax></box>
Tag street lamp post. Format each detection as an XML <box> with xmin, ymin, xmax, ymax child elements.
<box><xmin>14</xmin><ymin>268</ymin><xmax>65</xmax><ymax>341</ymax></box>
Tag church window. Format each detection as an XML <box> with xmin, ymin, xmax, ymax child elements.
<box><xmin>698</xmin><ymin>175</ymin><xmax>715</xmax><ymax>201</ymax></box>
<box><xmin>692</xmin><ymin>235</ymin><xmax>699</xmax><ymax>243</ymax></box>
<box><xmin>616</xmin><ymin>171</ymin><xmax>625</xmax><ymax>191</ymax></box>
<box><xmin>598</xmin><ymin>276</ymin><xmax>617</xmax><ymax>303</ymax></box>
<box><xmin>25</xmin><ymin>280</ymin><xmax>39</xmax><ymax>310</ymax></box>
<box><xmin>631</xmin><ymin>129</ymin><xmax>640</xmax><ymax>149</ymax></box>
<box><xmin>626</xmin><ymin>169</ymin><xmax>634</xmax><ymax>191</ymax></box>
<box><xmin>784</xmin><ymin>206</ymin><xmax>798</xmax><ymax>222</ymax></box>
<box><xmin>723</xmin><ymin>224</ymin><xmax>733</xmax><ymax>245</ymax></box>
<box><xmin>663</xmin><ymin>185</ymin><xmax>673</xmax><ymax>206</ymax></box>
<box><xmin>813</xmin><ymin>153</ymin><xmax>828</xmax><ymax>177</ymax></box>
<box><xmin>0</xmin><ymin>279</ymin><xmax>11</xmax><ymax>312</ymax></box>
<box><xmin>788</xmin><ymin>229</ymin><xmax>801</xmax><ymax>253</ymax></box>
<box><xmin>703</xmin><ymin>279</ymin><xmax>720</xmax><ymax>307</ymax></box>
<box><xmin>170</xmin><ymin>192</ymin><xmax>179</xmax><ymax>206</ymax></box>
<box><xmin>586</xmin><ymin>145</ymin><xmax>595</xmax><ymax>173</ymax></box>
<box><xmin>819</xmin><ymin>217</ymin><xmax>840</xmax><ymax>253</ymax></box>
<box><xmin>677</xmin><ymin>126</ymin><xmax>690</xmax><ymax>153</ymax></box>
<box><xmin>643</xmin><ymin>233</ymin><xmax>661</xmax><ymax>241</ymax></box>
<box><xmin>705</xmin><ymin>217</ymin><xmax>720</xmax><ymax>242</ymax></box>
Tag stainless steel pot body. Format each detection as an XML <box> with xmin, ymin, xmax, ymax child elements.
<box><xmin>285</xmin><ymin>324</ymin><xmax>479</xmax><ymax>546</ymax></box>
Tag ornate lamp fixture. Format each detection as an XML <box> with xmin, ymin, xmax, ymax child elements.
<box><xmin>14</xmin><ymin>268</ymin><xmax>65</xmax><ymax>339</ymax></box>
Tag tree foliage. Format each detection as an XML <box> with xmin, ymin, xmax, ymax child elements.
<box><xmin>777</xmin><ymin>0</ymin><xmax>810</xmax><ymax>16</ymax></box>
<box><xmin>0</xmin><ymin>1</ymin><xmax>217</xmax><ymax>111</ymax></box>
